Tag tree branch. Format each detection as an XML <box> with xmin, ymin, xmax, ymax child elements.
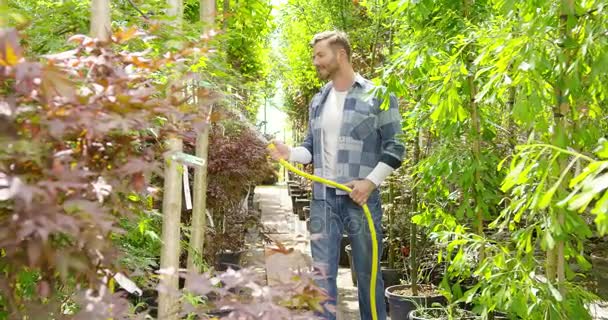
<box><xmin>125</xmin><ymin>0</ymin><xmax>149</xmax><ymax>19</ymax></box>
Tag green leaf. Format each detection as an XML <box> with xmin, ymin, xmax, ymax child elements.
<box><xmin>594</xmin><ymin>138</ymin><xmax>608</xmax><ymax>159</ymax></box>
<box><xmin>541</xmin><ymin>231</ymin><xmax>555</xmax><ymax>250</ymax></box>
<box><xmin>511</xmin><ymin>290</ymin><xmax>528</xmax><ymax>318</ymax></box>
<box><xmin>460</xmin><ymin>63</ymin><xmax>468</xmax><ymax>75</ymax></box>
<box><xmin>568</xmin><ymin>173</ymin><xmax>608</xmax><ymax>212</ymax></box>
<box><xmin>569</xmin><ymin>162</ymin><xmax>601</xmax><ymax>188</ymax></box>
<box><xmin>538</xmin><ymin>186</ymin><xmax>557</xmax><ymax>209</ymax></box>
<box><xmin>575</xmin><ymin>254</ymin><xmax>592</xmax><ymax>271</ymax></box>
<box><xmin>548</xmin><ymin>282</ymin><xmax>563</xmax><ymax>302</ymax></box>
<box><xmin>592</xmin><ymin>192</ymin><xmax>608</xmax><ymax>236</ymax></box>
<box><xmin>501</xmin><ymin>158</ymin><xmax>527</xmax><ymax>192</ymax></box>
<box><xmin>594</xmin><ymin>211</ymin><xmax>608</xmax><ymax>236</ymax></box>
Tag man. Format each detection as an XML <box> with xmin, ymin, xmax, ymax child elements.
<box><xmin>269</xmin><ymin>30</ymin><xmax>404</xmax><ymax>320</ymax></box>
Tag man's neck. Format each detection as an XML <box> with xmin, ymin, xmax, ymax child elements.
<box><xmin>331</xmin><ymin>67</ymin><xmax>355</xmax><ymax>92</ymax></box>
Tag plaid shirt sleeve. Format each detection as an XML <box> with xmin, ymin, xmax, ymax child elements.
<box><xmin>377</xmin><ymin>93</ymin><xmax>405</xmax><ymax>169</ymax></box>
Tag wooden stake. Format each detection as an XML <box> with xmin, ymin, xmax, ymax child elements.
<box><xmin>158</xmin><ymin>136</ymin><xmax>183</xmax><ymax>320</ymax></box>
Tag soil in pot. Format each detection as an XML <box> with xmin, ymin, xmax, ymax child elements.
<box><xmin>409</xmin><ymin>307</ymin><xmax>479</xmax><ymax>320</ymax></box>
<box><xmin>385</xmin><ymin>284</ymin><xmax>446</xmax><ymax>320</ymax></box>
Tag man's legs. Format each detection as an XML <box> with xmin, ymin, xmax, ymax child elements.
<box><xmin>343</xmin><ymin>190</ymin><xmax>387</xmax><ymax>320</ymax></box>
<box><xmin>309</xmin><ymin>188</ymin><xmax>343</xmax><ymax>320</ymax></box>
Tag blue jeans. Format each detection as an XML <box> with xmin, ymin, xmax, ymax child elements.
<box><xmin>309</xmin><ymin>187</ymin><xmax>387</xmax><ymax>320</ymax></box>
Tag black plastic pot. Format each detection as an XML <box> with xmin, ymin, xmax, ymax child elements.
<box><xmin>409</xmin><ymin>307</ymin><xmax>479</xmax><ymax>320</ymax></box>
<box><xmin>206</xmin><ymin>309</ymin><xmax>233</xmax><ymax>318</ymax></box>
<box><xmin>381</xmin><ymin>267</ymin><xmax>404</xmax><ymax>313</ymax></box>
<box><xmin>382</xmin><ymin>267</ymin><xmax>404</xmax><ymax>288</ymax></box>
<box><xmin>215</xmin><ymin>250</ymin><xmax>244</xmax><ymax>271</ymax></box>
<box><xmin>591</xmin><ymin>253</ymin><xmax>608</xmax><ymax>300</ymax></box>
<box><xmin>385</xmin><ymin>284</ymin><xmax>446</xmax><ymax>320</ymax></box>
<box><xmin>345</xmin><ymin>244</ymin><xmax>357</xmax><ymax>286</ymax></box>
<box><xmin>339</xmin><ymin>235</ymin><xmax>350</xmax><ymax>267</ymax></box>
<box><xmin>489</xmin><ymin>311</ymin><xmax>510</xmax><ymax>320</ymax></box>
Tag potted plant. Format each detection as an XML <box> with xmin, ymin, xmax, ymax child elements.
<box><xmin>383</xmin><ymin>180</ymin><xmax>406</xmax><ymax>283</ymax></box>
<box><xmin>208</xmin><ymin>205</ymin><xmax>256</xmax><ymax>271</ymax></box>
<box><xmin>385</xmin><ymin>283</ymin><xmax>447</xmax><ymax>320</ymax></box>
<box><xmin>386</xmin><ymin>133</ymin><xmax>447</xmax><ymax>320</ymax></box>
<box><xmin>408</xmin><ymin>306</ymin><xmax>479</xmax><ymax>320</ymax></box>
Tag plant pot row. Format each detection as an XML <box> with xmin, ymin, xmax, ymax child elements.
<box><xmin>385</xmin><ymin>284</ymin><xmax>512</xmax><ymax>320</ymax></box>
<box><xmin>287</xmin><ymin>181</ymin><xmax>311</xmax><ymax>221</ymax></box>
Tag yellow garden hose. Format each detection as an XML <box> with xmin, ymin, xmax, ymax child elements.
<box><xmin>268</xmin><ymin>143</ymin><xmax>379</xmax><ymax>320</ymax></box>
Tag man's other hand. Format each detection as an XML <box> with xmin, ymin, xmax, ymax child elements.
<box><xmin>344</xmin><ymin>179</ymin><xmax>376</xmax><ymax>206</ymax></box>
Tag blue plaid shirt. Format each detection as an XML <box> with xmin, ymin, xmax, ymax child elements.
<box><xmin>300</xmin><ymin>74</ymin><xmax>405</xmax><ymax>199</ymax></box>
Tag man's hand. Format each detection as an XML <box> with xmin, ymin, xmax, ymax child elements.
<box><xmin>268</xmin><ymin>140</ymin><xmax>290</xmax><ymax>161</ymax></box>
<box><xmin>344</xmin><ymin>179</ymin><xmax>376</xmax><ymax>206</ymax></box>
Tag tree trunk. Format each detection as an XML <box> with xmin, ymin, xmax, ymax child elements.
<box><xmin>507</xmin><ymin>80</ymin><xmax>517</xmax><ymax>151</ymax></box>
<box><xmin>410</xmin><ymin>128</ymin><xmax>421</xmax><ymax>296</ymax></box>
<box><xmin>222</xmin><ymin>0</ymin><xmax>230</xmax><ymax>30</ymax></box>
<box><xmin>186</xmin><ymin>106</ymin><xmax>212</xmax><ymax>277</ymax></box>
<box><xmin>463</xmin><ymin>0</ymin><xmax>485</xmax><ymax>260</ymax></box>
<box><xmin>90</xmin><ymin>0</ymin><xmax>111</xmax><ymax>42</ymax></box>
<box><xmin>186</xmin><ymin>0</ymin><xmax>216</xmax><ymax>281</ymax></box>
<box><xmin>549</xmin><ymin>0</ymin><xmax>576</xmax><ymax>295</ymax></box>
<box><xmin>167</xmin><ymin>0</ymin><xmax>183</xmax><ymax>28</ymax></box>
<box><xmin>158</xmin><ymin>136</ymin><xmax>183</xmax><ymax>320</ymax></box>
<box><xmin>158</xmin><ymin>1</ymin><xmax>184</xmax><ymax>319</ymax></box>
<box><xmin>388</xmin><ymin>182</ymin><xmax>395</xmax><ymax>269</ymax></box>
<box><xmin>201</xmin><ymin>0</ymin><xmax>216</xmax><ymax>27</ymax></box>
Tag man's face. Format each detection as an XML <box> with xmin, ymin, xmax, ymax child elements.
<box><xmin>313</xmin><ymin>39</ymin><xmax>340</xmax><ymax>80</ymax></box>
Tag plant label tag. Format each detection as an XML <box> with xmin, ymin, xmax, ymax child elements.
<box><xmin>183</xmin><ymin>165</ymin><xmax>192</xmax><ymax>210</ymax></box>
<box><xmin>169</xmin><ymin>151</ymin><xmax>205</xmax><ymax>168</ymax></box>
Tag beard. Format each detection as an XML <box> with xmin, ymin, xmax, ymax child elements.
<box><xmin>316</xmin><ymin>58</ymin><xmax>340</xmax><ymax>80</ymax></box>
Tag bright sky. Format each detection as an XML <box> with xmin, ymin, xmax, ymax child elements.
<box><xmin>255</xmin><ymin>0</ymin><xmax>291</xmax><ymax>143</ymax></box>
<box><xmin>256</xmin><ymin>80</ymin><xmax>290</xmax><ymax>142</ymax></box>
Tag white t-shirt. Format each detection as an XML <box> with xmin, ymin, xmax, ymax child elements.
<box><xmin>320</xmin><ymin>88</ymin><xmax>348</xmax><ymax>180</ymax></box>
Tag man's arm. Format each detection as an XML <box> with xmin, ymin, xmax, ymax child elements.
<box><xmin>288</xmin><ymin>146</ymin><xmax>312</xmax><ymax>164</ymax></box>
<box><xmin>366</xmin><ymin>93</ymin><xmax>405</xmax><ymax>186</ymax></box>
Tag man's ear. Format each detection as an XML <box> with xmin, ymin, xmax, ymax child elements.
<box><xmin>338</xmin><ymin>48</ymin><xmax>347</xmax><ymax>62</ymax></box>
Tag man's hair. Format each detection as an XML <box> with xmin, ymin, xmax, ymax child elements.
<box><xmin>310</xmin><ymin>30</ymin><xmax>352</xmax><ymax>61</ymax></box>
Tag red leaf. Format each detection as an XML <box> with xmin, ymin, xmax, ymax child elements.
<box><xmin>37</xmin><ymin>281</ymin><xmax>51</xmax><ymax>298</ymax></box>
<box><xmin>131</xmin><ymin>172</ymin><xmax>145</xmax><ymax>193</ymax></box>
<box><xmin>117</xmin><ymin>159</ymin><xmax>159</xmax><ymax>177</ymax></box>
<box><xmin>63</xmin><ymin>199</ymin><xmax>107</xmax><ymax>218</ymax></box>
<box><xmin>43</xmin><ymin>49</ymin><xmax>78</xmax><ymax>61</ymax></box>
<box><xmin>67</xmin><ymin>34</ymin><xmax>89</xmax><ymax>45</ymax></box>
<box><xmin>40</xmin><ymin>65</ymin><xmax>76</xmax><ymax>102</ymax></box>
<box><xmin>27</xmin><ymin>241</ymin><xmax>42</xmax><ymax>266</ymax></box>
<box><xmin>0</xmin><ymin>28</ymin><xmax>22</xmax><ymax>67</ymax></box>
<box><xmin>14</xmin><ymin>62</ymin><xmax>42</xmax><ymax>95</ymax></box>
<box><xmin>113</xmin><ymin>26</ymin><xmax>139</xmax><ymax>44</ymax></box>
<box><xmin>401</xmin><ymin>246</ymin><xmax>410</xmax><ymax>257</ymax></box>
